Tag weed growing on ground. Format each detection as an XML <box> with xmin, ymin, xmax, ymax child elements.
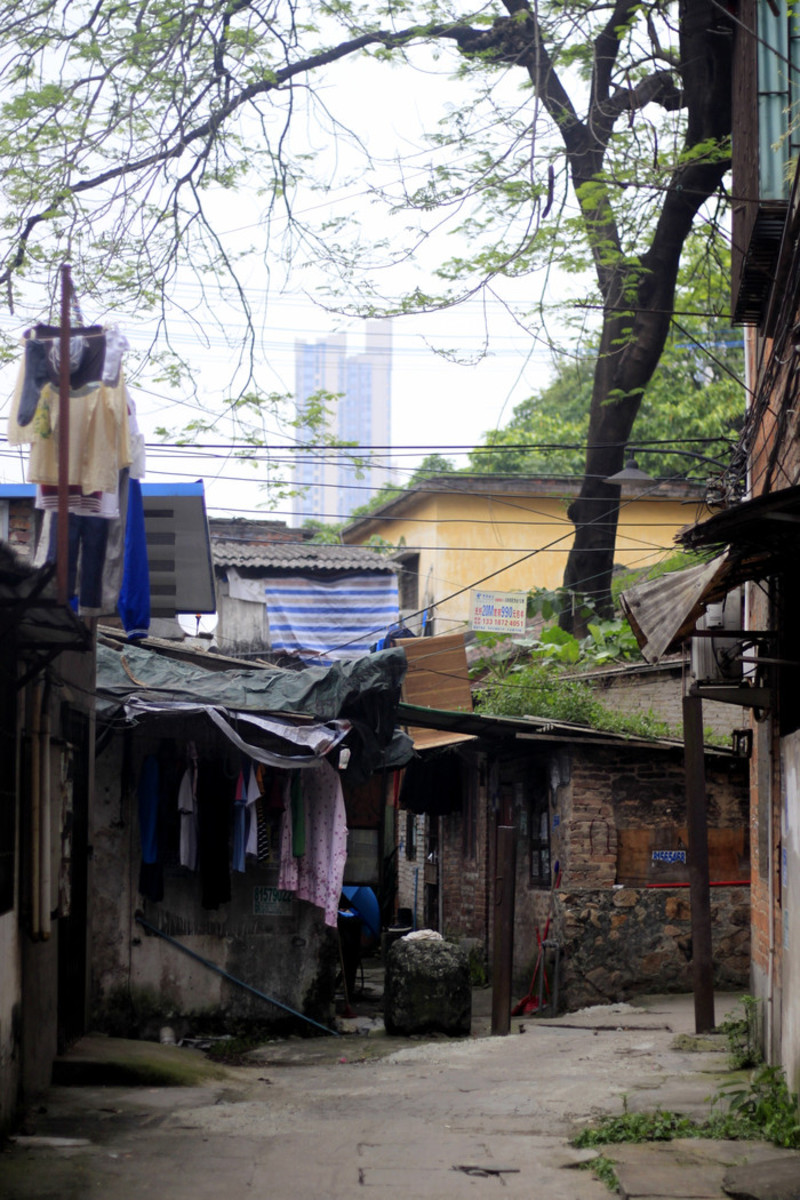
<box><xmin>573</xmin><ymin>1108</ymin><xmax>698</xmax><ymax>1148</ymax></box>
<box><xmin>709</xmin><ymin>1066</ymin><xmax>800</xmax><ymax>1148</ymax></box>
<box><xmin>718</xmin><ymin>995</ymin><xmax>763</xmax><ymax>1070</ymax></box>
<box><xmin>572</xmin><ymin>1067</ymin><xmax>800</xmax><ymax>1156</ymax></box>
<box><xmin>577</xmin><ymin>1154</ymin><xmax>619</xmax><ymax>1191</ymax></box>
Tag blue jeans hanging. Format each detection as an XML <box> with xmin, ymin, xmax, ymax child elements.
<box><xmin>47</xmin><ymin>512</ymin><xmax>109</xmax><ymax>610</ymax></box>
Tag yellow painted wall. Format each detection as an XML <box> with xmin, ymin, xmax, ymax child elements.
<box><xmin>345</xmin><ymin>485</ymin><xmax>708</xmax><ymax>636</ymax></box>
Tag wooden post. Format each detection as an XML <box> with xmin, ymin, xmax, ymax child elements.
<box><xmin>683</xmin><ymin>692</ymin><xmax>715</xmax><ymax>1033</ymax></box>
<box><xmin>491</xmin><ymin>825</ymin><xmax>516</xmax><ymax>1036</ymax></box>
<box><xmin>56</xmin><ymin>263</ymin><xmax>72</xmax><ymax>606</ymax></box>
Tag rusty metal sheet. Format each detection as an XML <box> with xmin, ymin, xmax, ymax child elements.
<box><xmin>619</xmin><ymin>553</ymin><xmax>733</xmax><ymax>662</ymax></box>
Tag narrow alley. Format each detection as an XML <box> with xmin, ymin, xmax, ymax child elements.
<box><xmin>2</xmin><ymin>992</ymin><xmax>798</xmax><ymax>1200</ymax></box>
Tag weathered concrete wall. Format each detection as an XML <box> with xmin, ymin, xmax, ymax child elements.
<box><xmin>213</xmin><ymin>582</ymin><xmax>269</xmax><ymax>657</ymax></box>
<box><xmin>0</xmin><ymin>911</ymin><xmax>22</xmax><ymax>1134</ymax></box>
<box><xmin>92</xmin><ymin>736</ymin><xmax>338</xmax><ymax>1034</ymax></box>
<box><xmin>1</xmin><ymin>643</ymin><xmax>95</xmax><ymax>1134</ymax></box>
<box><xmin>6</xmin><ymin>498</ymin><xmax>36</xmax><ymax>563</ymax></box>
<box><xmin>779</xmin><ymin>731</ymin><xmax>800</xmax><ymax>1095</ymax></box>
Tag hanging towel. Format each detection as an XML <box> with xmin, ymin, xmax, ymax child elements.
<box><xmin>118</xmin><ymin>477</ymin><xmax>150</xmax><ymax>639</ymax></box>
<box><xmin>232</xmin><ymin>770</ymin><xmax>247</xmax><ymax>873</ymax></box>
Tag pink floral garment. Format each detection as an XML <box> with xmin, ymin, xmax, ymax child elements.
<box><xmin>278</xmin><ymin>759</ymin><xmax>348</xmax><ymax>927</ymax></box>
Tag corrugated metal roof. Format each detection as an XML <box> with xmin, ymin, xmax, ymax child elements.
<box><xmin>679</xmin><ymin>484</ymin><xmax>800</xmax><ymax>556</ymax></box>
<box><xmin>396</xmin><ymin>702</ymin><xmax>735</xmax><ymax>756</ymax></box>
<box><xmin>212</xmin><ymin>540</ymin><xmax>396</xmax><ymax>573</ymax></box>
<box><xmin>619</xmin><ymin>553</ymin><xmax>735</xmax><ymax>663</ymax></box>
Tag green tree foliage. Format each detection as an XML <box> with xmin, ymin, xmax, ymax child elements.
<box><xmin>0</xmin><ymin>1</ymin><xmax>733</xmax><ymax>611</ymax></box>
<box><xmin>471</xmin><ymin>247</ymin><xmax>743</xmax><ymax>483</ymax></box>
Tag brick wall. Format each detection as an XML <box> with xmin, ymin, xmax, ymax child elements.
<box><xmin>441</xmin><ymin>788</ymin><xmax>490</xmax><ymax>945</ymax></box>
<box><xmin>582</xmin><ymin>661</ymin><xmax>747</xmax><ymax>742</ymax></box>
<box><xmin>209</xmin><ymin>518</ymin><xmax>306</xmax><ymax>544</ymax></box>
<box><xmin>436</xmin><ymin>740</ymin><xmax>750</xmax><ymax>1010</ymax></box>
<box><xmin>397</xmin><ymin>812</ymin><xmax>425</xmax><ymax>925</ymax></box>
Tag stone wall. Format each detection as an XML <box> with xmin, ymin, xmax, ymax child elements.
<box><xmin>556</xmin><ymin>885</ymin><xmax>751</xmax><ymax>1009</ymax></box>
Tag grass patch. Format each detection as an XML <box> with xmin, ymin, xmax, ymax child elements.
<box><xmin>572</xmin><ymin>1066</ymin><xmax>800</xmax><ymax>1154</ymax></box>
<box><xmin>577</xmin><ymin>1154</ymin><xmax>619</xmax><ymax>1191</ymax></box>
<box><xmin>574</xmin><ymin>1108</ymin><xmax>699</xmax><ymax>1147</ymax></box>
<box><xmin>671</xmin><ymin>1033</ymin><xmax>725</xmax><ymax>1053</ymax></box>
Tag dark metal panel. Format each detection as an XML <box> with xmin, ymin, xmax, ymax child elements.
<box><xmin>141</xmin><ymin>487</ymin><xmax>216</xmax><ymax>616</ymax></box>
<box><xmin>57</xmin><ymin>708</ymin><xmax>90</xmax><ymax>1049</ymax></box>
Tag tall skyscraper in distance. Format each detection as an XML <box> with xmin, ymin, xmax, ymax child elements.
<box><xmin>294</xmin><ymin>319</ymin><xmax>393</xmax><ymax>525</ymax></box>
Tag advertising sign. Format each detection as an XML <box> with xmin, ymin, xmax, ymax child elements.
<box><xmin>470</xmin><ymin>589</ymin><xmax>527</xmax><ymax>634</ymax></box>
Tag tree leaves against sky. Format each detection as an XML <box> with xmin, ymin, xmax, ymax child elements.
<box><xmin>0</xmin><ymin>0</ymin><xmax>736</xmax><ymax>609</ymax></box>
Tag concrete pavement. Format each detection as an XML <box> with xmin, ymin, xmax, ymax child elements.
<box><xmin>1</xmin><ymin>991</ymin><xmax>799</xmax><ymax>1200</ymax></box>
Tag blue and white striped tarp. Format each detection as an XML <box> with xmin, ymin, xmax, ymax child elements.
<box><xmin>263</xmin><ymin>574</ymin><xmax>399</xmax><ymax>662</ymax></box>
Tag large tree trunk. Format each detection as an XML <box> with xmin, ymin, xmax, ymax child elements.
<box><xmin>560</xmin><ymin>0</ymin><xmax>732</xmax><ymax>630</ymax></box>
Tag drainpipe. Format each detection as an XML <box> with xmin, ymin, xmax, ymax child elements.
<box><xmin>768</xmin><ymin>718</ymin><xmax>776</xmax><ymax>1063</ymax></box>
<box><xmin>683</xmin><ymin>692</ymin><xmax>715</xmax><ymax>1033</ymax></box>
<box><xmin>30</xmin><ymin>682</ymin><xmax>41</xmax><ymax>939</ymax></box>
<box><xmin>437</xmin><ymin>816</ymin><xmax>444</xmax><ymax>934</ymax></box>
<box><xmin>39</xmin><ymin>687</ymin><xmax>52</xmax><ymax>941</ymax></box>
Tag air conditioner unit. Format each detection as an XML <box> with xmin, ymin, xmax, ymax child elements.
<box><xmin>690</xmin><ymin>587</ymin><xmax>743</xmax><ymax>684</ymax></box>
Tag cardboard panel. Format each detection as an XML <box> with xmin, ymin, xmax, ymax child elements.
<box><xmin>396</xmin><ymin>633</ymin><xmax>472</xmax><ymax>713</ymax></box>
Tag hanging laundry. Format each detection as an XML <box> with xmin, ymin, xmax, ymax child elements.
<box><xmin>100</xmin><ymin>391</ymin><xmax>147</xmax><ymax>624</ymax></box>
<box><xmin>17</xmin><ymin>340</ymin><xmax>49</xmax><ymax>426</ymax></box>
<box><xmin>245</xmin><ymin>762</ymin><xmax>261</xmax><ymax>858</ymax></box>
<box><xmin>278</xmin><ymin>759</ymin><xmax>347</xmax><ymax>928</ymax></box>
<box><xmin>256</xmin><ymin>773</ymin><xmax>288</xmax><ymax>864</ymax></box>
<box><xmin>290</xmin><ymin>771</ymin><xmax>305</xmax><ymax>857</ymax></box>
<box><xmin>256</xmin><ymin>796</ymin><xmax>271</xmax><ymax>862</ymax></box>
<box><xmin>117</xmin><ymin>477</ymin><xmax>150</xmax><ymax>638</ymax></box>
<box><xmin>196</xmin><ymin>759</ymin><xmax>234</xmax><ymax>909</ymax></box>
<box><xmin>232</xmin><ymin>769</ymin><xmax>247</xmax><ymax>874</ymax></box>
<box><xmin>46</xmin><ymin>512</ymin><xmax>109</xmax><ymax>611</ymax></box>
<box><xmin>8</xmin><ymin>323</ymin><xmax>132</xmax><ymax>498</ymax></box>
<box><xmin>177</xmin><ymin>744</ymin><xmax>198</xmax><ymax>872</ymax></box>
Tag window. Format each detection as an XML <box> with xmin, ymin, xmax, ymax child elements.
<box><xmin>462</xmin><ymin>765</ymin><xmax>478</xmax><ymax>860</ymax></box>
<box><xmin>405</xmin><ymin>811</ymin><xmax>417</xmax><ymax>860</ymax></box>
<box><xmin>397</xmin><ymin>553</ymin><xmax>419</xmax><ymax>613</ymax></box>
<box><xmin>530</xmin><ymin>793</ymin><xmax>551</xmax><ymax>886</ymax></box>
<box><xmin>500</xmin><ymin>759</ymin><xmax>550</xmax><ymax>886</ymax></box>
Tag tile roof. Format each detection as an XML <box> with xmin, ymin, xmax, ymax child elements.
<box><xmin>211</xmin><ymin>539</ymin><xmax>396</xmax><ymax>573</ymax></box>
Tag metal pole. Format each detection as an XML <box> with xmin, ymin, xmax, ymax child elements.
<box><xmin>491</xmin><ymin>825</ymin><xmax>516</xmax><ymax>1036</ymax></box>
<box><xmin>683</xmin><ymin>692</ymin><xmax>716</xmax><ymax>1033</ymax></box>
<box><xmin>56</xmin><ymin>263</ymin><xmax>72</xmax><ymax>606</ymax></box>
